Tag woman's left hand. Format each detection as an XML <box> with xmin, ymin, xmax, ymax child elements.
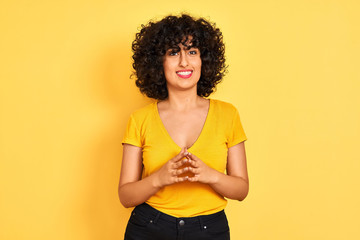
<box><xmin>185</xmin><ymin>152</ymin><xmax>219</xmax><ymax>184</ymax></box>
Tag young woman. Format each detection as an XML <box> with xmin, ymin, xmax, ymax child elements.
<box><xmin>118</xmin><ymin>14</ymin><xmax>249</xmax><ymax>240</ymax></box>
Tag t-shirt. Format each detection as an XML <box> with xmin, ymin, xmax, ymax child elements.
<box><xmin>122</xmin><ymin>98</ymin><xmax>247</xmax><ymax>217</ymax></box>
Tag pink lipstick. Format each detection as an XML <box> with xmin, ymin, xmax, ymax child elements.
<box><xmin>176</xmin><ymin>70</ymin><xmax>193</xmax><ymax>79</ymax></box>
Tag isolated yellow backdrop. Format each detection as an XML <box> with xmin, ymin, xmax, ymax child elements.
<box><xmin>1</xmin><ymin>0</ymin><xmax>359</xmax><ymax>239</ymax></box>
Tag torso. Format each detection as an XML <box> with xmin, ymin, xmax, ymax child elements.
<box><xmin>157</xmin><ymin>98</ymin><xmax>210</xmax><ymax>149</ymax></box>
<box><xmin>122</xmin><ymin>98</ymin><xmax>247</xmax><ymax>217</ymax></box>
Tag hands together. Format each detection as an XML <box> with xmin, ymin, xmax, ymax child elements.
<box><xmin>153</xmin><ymin>147</ymin><xmax>218</xmax><ymax>188</ymax></box>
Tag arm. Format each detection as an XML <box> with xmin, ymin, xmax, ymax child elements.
<box><xmin>209</xmin><ymin>141</ymin><xmax>249</xmax><ymax>200</ymax></box>
<box><xmin>118</xmin><ymin>144</ymin><xmax>158</xmax><ymax>208</ymax></box>
<box><xmin>187</xmin><ymin>141</ymin><xmax>249</xmax><ymax>201</ymax></box>
<box><xmin>118</xmin><ymin>144</ymin><xmax>189</xmax><ymax>208</ymax></box>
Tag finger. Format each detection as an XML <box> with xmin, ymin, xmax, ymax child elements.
<box><xmin>174</xmin><ymin>176</ymin><xmax>186</xmax><ymax>183</ymax></box>
<box><xmin>187</xmin><ymin>152</ymin><xmax>200</xmax><ymax>160</ymax></box>
<box><xmin>173</xmin><ymin>167</ymin><xmax>188</xmax><ymax>176</ymax></box>
<box><xmin>187</xmin><ymin>167</ymin><xmax>199</xmax><ymax>174</ymax></box>
<box><xmin>186</xmin><ymin>153</ymin><xmax>195</xmax><ymax>161</ymax></box>
<box><xmin>188</xmin><ymin>159</ymin><xmax>199</xmax><ymax>168</ymax></box>
<box><xmin>172</xmin><ymin>159</ymin><xmax>188</xmax><ymax>169</ymax></box>
<box><xmin>188</xmin><ymin>176</ymin><xmax>199</xmax><ymax>182</ymax></box>
<box><xmin>180</xmin><ymin>167</ymin><xmax>190</xmax><ymax>175</ymax></box>
<box><xmin>171</xmin><ymin>148</ymin><xmax>187</xmax><ymax>163</ymax></box>
<box><xmin>170</xmin><ymin>169</ymin><xmax>177</xmax><ymax>176</ymax></box>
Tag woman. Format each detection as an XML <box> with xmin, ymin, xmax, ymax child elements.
<box><xmin>118</xmin><ymin>14</ymin><xmax>249</xmax><ymax>240</ymax></box>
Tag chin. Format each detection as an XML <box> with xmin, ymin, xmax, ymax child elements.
<box><xmin>177</xmin><ymin>83</ymin><xmax>198</xmax><ymax>92</ymax></box>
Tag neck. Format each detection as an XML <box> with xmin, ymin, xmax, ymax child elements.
<box><xmin>166</xmin><ymin>89</ymin><xmax>202</xmax><ymax>111</ymax></box>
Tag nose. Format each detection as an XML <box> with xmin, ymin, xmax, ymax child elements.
<box><xmin>179</xmin><ymin>51</ymin><xmax>189</xmax><ymax>67</ymax></box>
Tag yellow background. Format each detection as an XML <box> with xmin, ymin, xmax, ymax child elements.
<box><xmin>1</xmin><ymin>0</ymin><xmax>359</xmax><ymax>239</ymax></box>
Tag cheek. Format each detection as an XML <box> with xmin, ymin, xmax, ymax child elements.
<box><xmin>195</xmin><ymin>60</ymin><xmax>202</xmax><ymax>73</ymax></box>
<box><xmin>195</xmin><ymin>58</ymin><xmax>202</xmax><ymax>69</ymax></box>
<box><xmin>193</xmin><ymin>61</ymin><xmax>202</xmax><ymax>80</ymax></box>
<box><xmin>163</xmin><ymin>60</ymin><xmax>177</xmax><ymax>72</ymax></box>
<box><xmin>163</xmin><ymin>63</ymin><xmax>172</xmax><ymax>77</ymax></box>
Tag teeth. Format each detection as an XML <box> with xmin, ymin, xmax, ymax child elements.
<box><xmin>177</xmin><ymin>71</ymin><xmax>192</xmax><ymax>75</ymax></box>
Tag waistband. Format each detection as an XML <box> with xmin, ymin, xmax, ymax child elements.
<box><xmin>133</xmin><ymin>203</ymin><xmax>225</xmax><ymax>224</ymax></box>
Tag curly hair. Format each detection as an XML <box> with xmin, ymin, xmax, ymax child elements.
<box><xmin>131</xmin><ymin>14</ymin><xmax>227</xmax><ymax>100</ymax></box>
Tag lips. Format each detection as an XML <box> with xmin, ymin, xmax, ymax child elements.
<box><xmin>176</xmin><ymin>70</ymin><xmax>193</xmax><ymax>79</ymax></box>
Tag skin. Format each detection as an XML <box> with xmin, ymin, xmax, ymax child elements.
<box><xmin>118</xmin><ymin>40</ymin><xmax>249</xmax><ymax>208</ymax></box>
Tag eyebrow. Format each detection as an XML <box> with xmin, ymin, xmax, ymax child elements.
<box><xmin>167</xmin><ymin>48</ymin><xmax>179</xmax><ymax>52</ymax></box>
<box><xmin>167</xmin><ymin>45</ymin><xmax>198</xmax><ymax>51</ymax></box>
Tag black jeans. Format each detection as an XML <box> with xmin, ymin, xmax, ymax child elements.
<box><xmin>124</xmin><ymin>203</ymin><xmax>230</xmax><ymax>240</ymax></box>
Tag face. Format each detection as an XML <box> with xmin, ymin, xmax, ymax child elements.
<box><xmin>162</xmin><ymin>40</ymin><xmax>202</xmax><ymax>93</ymax></box>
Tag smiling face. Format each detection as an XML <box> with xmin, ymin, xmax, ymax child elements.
<box><xmin>162</xmin><ymin>39</ymin><xmax>202</xmax><ymax>94</ymax></box>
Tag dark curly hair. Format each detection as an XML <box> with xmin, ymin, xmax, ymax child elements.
<box><xmin>131</xmin><ymin>14</ymin><xmax>227</xmax><ymax>100</ymax></box>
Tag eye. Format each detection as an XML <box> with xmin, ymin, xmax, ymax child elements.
<box><xmin>167</xmin><ymin>49</ymin><xmax>179</xmax><ymax>56</ymax></box>
<box><xmin>188</xmin><ymin>49</ymin><xmax>199</xmax><ymax>55</ymax></box>
<box><xmin>169</xmin><ymin>51</ymin><xmax>178</xmax><ymax>56</ymax></box>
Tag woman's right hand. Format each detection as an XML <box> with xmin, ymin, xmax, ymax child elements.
<box><xmin>152</xmin><ymin>147</ymin><xmax>190</xmax><ymax>188</ymax></box>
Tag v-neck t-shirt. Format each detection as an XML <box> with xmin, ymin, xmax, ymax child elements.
<box><xmin>122</xmin><ymin>98</ymin><xmax>247</xmax><ymax>217</ymax></box>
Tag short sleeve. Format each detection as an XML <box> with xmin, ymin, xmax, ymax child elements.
<box><xmin>227</xmin><ymin>109</ymin><xmax>247</xmax><ymax>148</ymax></box>
<box><xmin>122</xmin><ymin>114</ymin><xmax>142</xmax><ymax>147</ymax></box>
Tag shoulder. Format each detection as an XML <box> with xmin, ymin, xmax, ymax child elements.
<box><xmin>211</xmin><ymin>99</ymin><xmax>238</xmax><ymax>115</ymax></box>
<box><xmin>129</xmin><ymin>102</ymin><xmax>156</xmax><ymax>123</ymax></box>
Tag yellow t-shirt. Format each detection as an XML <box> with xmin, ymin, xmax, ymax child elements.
<box><xmin>122</xmin><ymin>98</ymin><xmax>247</xmax><ymax>217</ymax></box>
